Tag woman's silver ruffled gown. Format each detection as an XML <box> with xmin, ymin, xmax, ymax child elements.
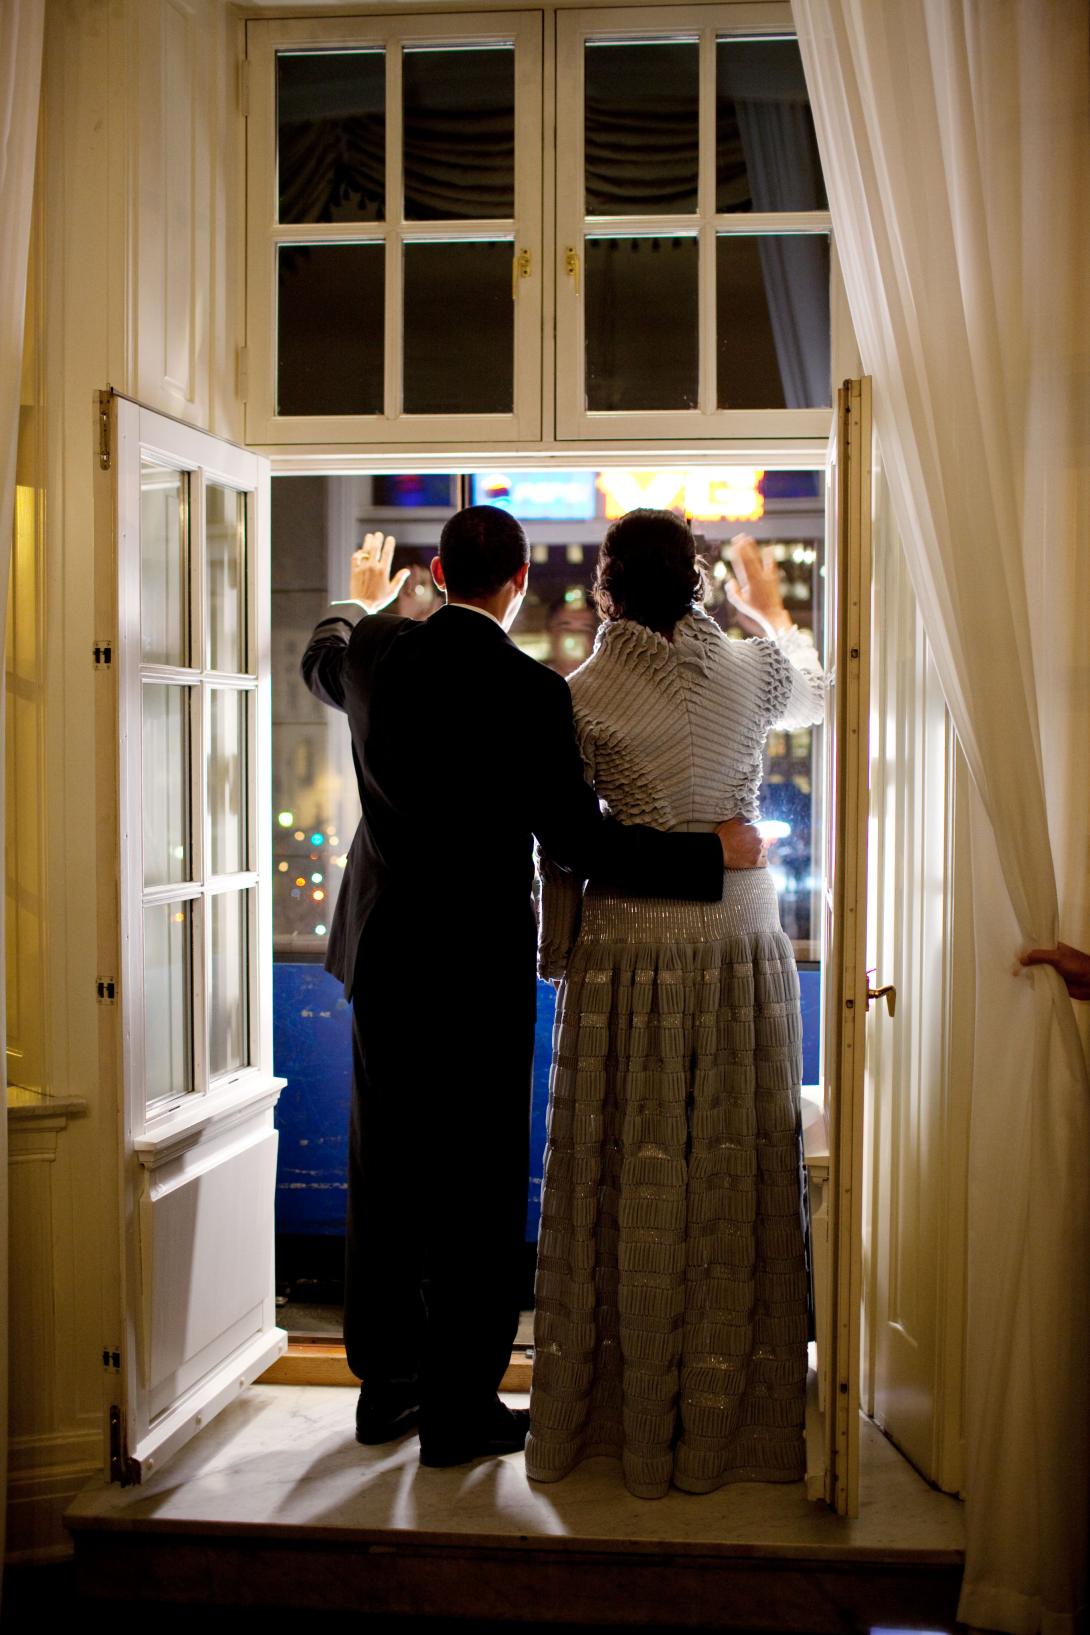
<box><xmin>526</xmin><ymin>610</ymin><xmax>825</xmax><ymax>1499</ymax></box>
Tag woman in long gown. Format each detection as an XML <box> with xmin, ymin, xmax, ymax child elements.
<box><xmin>525</xmin><ymin>512</ymin><xmax>825</xmax><ymax>1500</ymax></box>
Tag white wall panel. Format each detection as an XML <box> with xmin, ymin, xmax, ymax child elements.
<box><xmin>5</xmin><ymin>0</ymin><xmax>246</xmax><ymax>1558</ymax></box>
<box><xmin>862</xmin><ymin>464</ymin><xmax>970</xmax><ymax>1494</ymax></box>
<box><xmin>141</xmin><ymin>1124</ymin><xmax>276</xmax><ymax>1417</ymax></box>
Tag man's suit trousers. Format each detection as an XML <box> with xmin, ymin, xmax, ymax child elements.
<box><xmin>343</xmin><ymin>907</ymin><xmax>535</xmax><ymax>1438</ymax></box>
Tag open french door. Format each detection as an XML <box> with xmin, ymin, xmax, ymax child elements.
<box><xmin>95</xmin><ymin>394</ymin><xmax>286</xmax><ymax>1482</ymax></box>
<box><xmin>805</xmin><ymin>377</ymin><xmax>873</xmax><ymax>1516</ymax></box>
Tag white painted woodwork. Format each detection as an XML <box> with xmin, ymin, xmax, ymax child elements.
<box><xmin>129</xmin><ymin>0</ymin><xmax>246</xmax><ymax>436</ymax></box>
<box><xmin>6</xmin><ymin>0</ymin><xmax>253</xmax><ymax>1529</ymax></box>
<box><xmin>6</xmin><ymin>1100</ymin><xmax>102</xmax><ymax>1561</ymax></box>
<box><xmin>860</xmin><ymin>465</ymin><xmax>970</xmax><ymax>1496</ymax></box>
<box><xmin>808</xmin><ymin>377</ymin><xmax>872</xmax><ymax>1518</ymax></box>
<box><xmin>245</xmin><ymin>12</ymin><xmax>544</xmax><ymax>447</ymax></box>
<box><xmin>96</xmin><ymin>396</ymin><xmax>284</xmax><ymax>1480</ymax></box>
<box><xmin>553</xmin><ymin>3</ymin><xmax>832</xmax><ymax>444</ymax></box>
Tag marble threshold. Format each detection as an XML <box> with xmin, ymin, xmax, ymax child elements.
<box><xmin>67</xmin><ymin>1386</ymin><xmax>963</xmax><ymax>1566</ymax></box>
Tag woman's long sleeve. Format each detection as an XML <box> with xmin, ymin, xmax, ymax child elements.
<box><xmin>761</xmin><ymin>625</ymin><xmax>827</xmax><ymax>730</ymax></box>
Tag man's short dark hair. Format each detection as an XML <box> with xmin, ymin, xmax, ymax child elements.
<box><xmin>438</xmin><ymin>505</ymin><xmax>529</xmax><ymax>599</ymax></box>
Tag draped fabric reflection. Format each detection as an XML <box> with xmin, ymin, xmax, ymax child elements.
<box><xmin>793</xmin><ymin>3</ymin><xmax>1090</xmax><ymax>1630</ymax></box>
<box><xmin>278</xmin><ymin>119</ymin><xmax>385</xmax><ymax>224</ymax></box>
<box><xmin>719</xmin><ymin>40</ymin><xmax>829</xmax><ymax>408</ymax></box>
<box><xmin>733</xmin><ymin>101</ymin><xmax>829</xmax><ymax>407</ymax></box>
<box><xmin>0</xmin><ymin>0</ymin><xmax>47</xmax><ymax>1570</ymax></box>
<box><xmin>277</xmin><ymin>47</ymin><xmax>516</xmax><ymax>224</ymax></box>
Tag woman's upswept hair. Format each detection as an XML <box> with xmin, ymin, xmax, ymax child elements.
<box><xmin>592</xmin><ymin>508</ymin><xmax>705</xmax><ymax>632</ymax></box>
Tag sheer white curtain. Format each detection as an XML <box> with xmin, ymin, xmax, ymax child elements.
<box><xmin>791</xmin><ymin>3</ymin><xmax>1090</xmax><ymax>1631</ymax></box>
<box><xmin>0</xmin><ymin>0</ymin><xmax>46</xmax><ymax>1581</ymax></box>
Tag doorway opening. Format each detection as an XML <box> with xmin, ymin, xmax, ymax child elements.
<box><xmin>268</xmin><ymin>464</ymin><xmax>826</xmax><ymax>1342</ymax></box>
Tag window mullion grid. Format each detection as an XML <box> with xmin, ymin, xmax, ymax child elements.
<box><xmin>205</xmin><ymin>872</ymin><xmax>259</xmax><ymax>896</ymax></box>
<box><xmin>698</xmin><ymin>21</ymin><xmax>716</xmax><ymax>418</ymax></box>
<box><xmin>713</xmin><ymin>211</ymin><xmax>833</xmax><ymax>234</ymax></box>
<box><xmin>385</xmin><ymin>34</ymin><xmax>403</xmax><ymax>421</ymax></box>
<box><xmin>569</xmin><ymin>16</ymin><xmax>587</xmax><ymax>425</ymax></box>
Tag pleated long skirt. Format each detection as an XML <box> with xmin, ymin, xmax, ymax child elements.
<box><xmin>525</xmin><ymin>868</ymin><xmax>809</xmax><ymax>1500</ymax></box>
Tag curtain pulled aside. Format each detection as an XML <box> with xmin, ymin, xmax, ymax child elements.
<box><xmin>0</xmin><ymin>0</ymin><xmax>46</xmax><ymax>1586</ymax></box>
<box><xmin>791</xmin><ymin>3</ymin><xmax>1090</xmax><ymax>1632</ymax></box>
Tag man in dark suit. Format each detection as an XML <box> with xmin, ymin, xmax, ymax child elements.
<box><xmin>302</xmin><ymin>506</ymin><xmax>763</xmax><ymax>1468</ymax></box>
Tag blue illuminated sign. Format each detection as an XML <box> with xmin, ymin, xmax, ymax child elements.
<box><xmin>470</xmin><ymin>470</ymin><xmax>598</xmax><ymax>521</ymax></box>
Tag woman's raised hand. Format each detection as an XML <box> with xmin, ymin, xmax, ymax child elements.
<box><xmin>725</xmin><ymin>534</ymin><xmax>792</xmax><ymax>636</ymax></box>
<box><xmin>349</xmin><ymin>531</ymin><xmax>411</xmax><ymax>614</ymax></box>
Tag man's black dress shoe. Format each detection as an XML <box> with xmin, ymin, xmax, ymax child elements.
<box><xmin>418</xmin><ymin>1401</ymin><xmax>530</xmax><ymax>1468</ymax></box>
<box><xmin>355</xmin><ymin>1388</ymin><xmax>421</xmax><ymax>1446</ymax></box>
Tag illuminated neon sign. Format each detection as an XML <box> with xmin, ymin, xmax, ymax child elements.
<box><xmin>596</xmin><ymin>469</ymin><xmax>765</xmax><ymax>522</ymax></box>
<box><xmin>470</xmin><ymin>471</ymin><xmax>598</xmax><ymax>520</ymax></box>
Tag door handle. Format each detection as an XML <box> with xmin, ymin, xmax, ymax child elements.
<box><xmin>865</xmin><ymin>983</ymin><xmax>896</xmax><ymax>1018</ymax></box>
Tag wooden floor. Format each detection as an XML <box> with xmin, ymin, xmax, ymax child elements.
<box><xmin>67</xmin><ymin>1386</ymin><xmax>964</xmax><ymax>1631</ymax></box>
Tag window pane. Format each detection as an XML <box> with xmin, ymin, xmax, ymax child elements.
<box><xmin>716</xmin><ymin>39</ymin><xmax>827</xmax><ymax>213</ymax></box>
<box><xmin>716</xmin><ymin>234</ymin><xmax>830</xmax><ymax>408</ymax></box>
<box><xmin>210</xmin><ymin>891</ymin><xmax>250</xmax><ymax>1080</ymax></box>
<box><xmin>585</xmin><ymin>41</ymin><xmax>699</xmax><ymax>217</ymax></box>
<box><xmin>142</xmin><ymin>684</ymin><xmax>191</xmax><ymax>888</ymax></box>
<box><xmin>278</xmin><ymin>244</ymin><xmax>384</xmax><ymax>417</ymax></box>
<box><xmin>207</xmin><ymin>484</ymin><xmax>247</xmax><ymax>674</ymax></box>
<box><xmin>403</xmin><ymin>46</ymin><xmax>514</xmax><ymax>220</ymax></box>
<box><xmin>140</xmin><ymin>462</ymin><xmax>189</xmax><ymax>666</ymax></box>
<box><xmin>209</xmin><ymin>689</ymin><xmax>248</xmax><ymax>876</ymax></box>
<box><xmin>277</xmin><ymin>50</ymin><xmax>385</xmax><ymax>224</ymax></box>
<box><xmin>586</xmin><ymin>235</ymin><xmax>698</xmax><ymax>412</ymax></box>
<box><xmin>144</xmin><ymin>900</ymin><xmax>193</xmax><ymax>1108</ymax></box>
<box><xmin>403</xmin><ymin>241</ymin><xmax>513</xmax><ymax>415</ymax></box>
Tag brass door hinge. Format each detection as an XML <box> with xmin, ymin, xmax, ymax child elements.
<box><xmin>109</xmin><ymin>1405</ymin><xmax>138</xmax><ymax>1487</ymax></box>
<box><xmin>239</xmin><ymin>58</ymin><xmax>251</xmax><ymax>117</ymax></box>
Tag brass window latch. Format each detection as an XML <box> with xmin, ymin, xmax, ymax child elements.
<box><xmin>512</xmin><ymin>247</ymin><xmax>532</xmax><ymax>298</ymax></box>
<box><xmin>565</xmin><ymin>245</ymin><xmax>580</xmax><ymax>295</ymax></box>
<box><xmin>865</xmin><ymin>979</ymin><xmax>897</xmax><ymax>1017</ymax></box>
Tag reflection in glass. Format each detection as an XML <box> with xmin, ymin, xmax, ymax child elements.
<box><xmin>716</xmin><ymin>234</ymin><xmax>830</xmax><ymax>408</ymax></box>
<box><xmin>585</xmin><ymin>41</ymin><xmax>698</xmax><ymax>216</ymax></box>
<box><xmin>207</xmin><ymin>484</ymin><xmax>247</xmax><ymax>674</ymax></box>
<box><xmin>144</xmin><ymin>900</ymin><xmax>193</xmax><ymax>1107</ymax></box>
<box><xmin>278</xmin><ymin>243</ymin><xmax>385</xmax><ymax>417</ymax></box>
<box><xmin>142</xmin><ymin>684</ymin><xmax>191</xmax><ymax>887</ymax></box>
<box><xmin>140</xmin><ymin>462</ymin><xmax>188</xmax><ymax>665</ymax></box>
<box><xmin>586</xmin><ymin>236</ymin><xmax>698</xmax><ymax>411</ymax></box>
<box><xmin>403</xmin><ymin>46</ymin><xmax>514</xmax><ymax>220</ymax></box>
<box><xmin>403</xmin><ymin>241</ymin><xmax>513</xmax><ymax>415</ymax></box>
<box><xmin>210</xmin><ymin>891</ymin><xmax>250</xmax><ymax>1080</ymax></box>
<box><xmin>209</xmin><ymin>689</ymin><xmax>248</xmax><ymax>876</ymax></box>
<box><xmin>277</xmin><ymin>50</ymin><xmax>385</xmax><ymax>224</ymax></box>
<box><xmin>716</xmin><ymin>39</ymin><xmax>827</xmax><ymax>214</ymax></box>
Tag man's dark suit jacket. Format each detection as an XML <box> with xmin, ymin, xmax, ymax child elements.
<box><xmin>301</xmin><ymin>602</ymin><xmax>725</xmax><ymax>1000</ymax></box>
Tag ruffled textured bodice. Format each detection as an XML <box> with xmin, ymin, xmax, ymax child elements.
<box><xmin>537</xmin><ymin>609</ymin><xmax>826</xmax><ymax>979</ymax></box>
<box><xmin>570</xmin><ymin>609</ymin><xmax>824</xmax><ymax>830</ymax></box>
